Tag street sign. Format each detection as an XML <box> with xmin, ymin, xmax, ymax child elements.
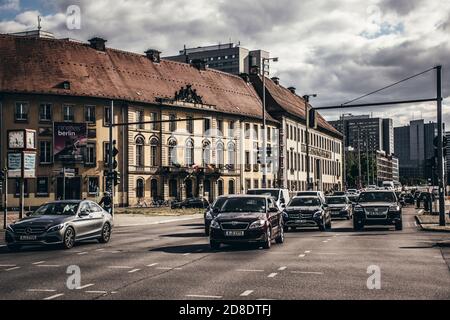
<box><xmin>23</xmin><ymin>152</ymin><xmax>36</xmax><ymax>178</ymax></box>
<box><xmin>7</xmin><ymin>153</ymin><xmax>22</xmax><ymax>178</ymax></box>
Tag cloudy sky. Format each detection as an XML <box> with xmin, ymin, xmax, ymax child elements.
<box><xmin>1</xmin><ymin>0</ymin><xmax>449</xmax><ymax>127</ymax></box>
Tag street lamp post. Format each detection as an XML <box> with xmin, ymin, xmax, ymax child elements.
<box><xmin>340</xmin><ymin>113</ymin><xmax>352</xmax><ymax>190</ymax></box>
<box><xmin>303</xmin><ymin>94</ymin><xmax>317</xmax><ymax>191</ymax></box>
<box><xmin>262</xmin><ymin>57</ymin><xmax>278</xmax><ymax>188</ymax></box>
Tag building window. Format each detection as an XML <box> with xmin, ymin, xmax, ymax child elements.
<box><xmin>228</xmin><ymin>121</ymin><xmax>235</xmax><ymax>137</ymax></box>
<box><xmin>104</xmin><ymin>106</ymin><xmax>111</xmax><ymax>126</ymax></box>
<box><xmin>150</xmin><ymin>137</ymin><xmax>159</xmax><ymax>166</ymax></box>
<box><xmin>229</xmin><ymin>180</ymin><xmax>235</xmax><ymax>194</ymax></box>
<box><xmin>63</xmin><ymin>105</ymin><xmax>75</xmax><ymax>122</ymax></box>
<box><xmin>202</xmin><ymin>141</ymin><xmax>211</xmax><ymax>166</ymax></box>
<box><xmin>39</xmin><ymin>141</ymin><xmax>52</xmax><ymax>164</ymax></box>
<box><xmin>39</xmin><ymin>103</ymin><xmax>52</xmax><ymax>122</ymax></box>
<box><xmin>86</xmin><ymin>143</ymin><xmax>96</xmax><ymax>165</ymax></box>
<box><xmin>169</xmin><ymin>114</ymin><xmax>177</xmax><ymax>132</ymax></box>
<box><xmin>136</xmin><ymin>137</ymin><xmax>145</xmax><ymax>167</ymax></box>
<box><xmin>169</xmin><ymin>179</ymin><xmax>178</xmax><ymax>198</ymax></box>
<box><xmin>217</xmin><ymin>142</ymin><xmax>224</xmax><ymax>168</ymax></box>
<box><xmin>15</xmin><ymin>179</ymin><xmax>29</xmax><ymax>197</ymax></box>
<box><xmin>217</xmin><ymin>119</ymin><xmax>224</xmax><ymax>136</ymax></box>
<box><xmin>136</xmin><ymin>110</ymin><xmax>144</xmax><ymax>129</ymax></box>
<box><xmin>185</xmin><ymin>139</ymin><xmax>194</xmax><ymax>166</ymax></box>
<box><xmin>245</xmin><ymin>151</ymin><xmax>251</xmax><ymax>171</ymax></box>
<box><xmin>245</xmin><ymin>179</ymin><xmax>251</xmax><ymax>192</ymax></box>
<box><xmin>150</xmin><ymin>112</ymin><xmax>158</xmax><ymax>130</ymax></box>
<box><xmin>218</xmin><ymin>180</ymin><xmax>224</xmax><ymax>196</ymax></box>
<box><xmin>85</xmin><ymin>105</ymin><xmax>96</xmax><ymax>123</ymax></box>
<box><xmin>204</xmin><ymin>118</ymin><xmax>211</xmax><ymax>135</ymax></box>
<box><xmin>254</xmin><ymin>179</ymin><xmax>259</xmax><ymax>189</ymax></box>
<box><xmin>15</xmin><ymin>102</ymin><xmax>29</xmax><ymax>121</ymax></box>
<box><xmin>227</xmin><ymin>142</ymin><xmax>236</xmax><ymax>169</ymax></box>
<box><xmin>88</xmin><ymin>177</ymin><xmax>99</xmax><ymax>195</ymax></box>
<box><xmin>36</xmin><ymin>177</ymin><xmax>49</xmax><ymax>197</ymax></box>
<box><xmin>168</xmin><ymin>138</ymin><xmax>178</xmax><ymax>166</ymax></box>
<box><xmin>136</xmin><ymin>178</ymin><xmax>145</xmax><ymax>198</ymax></box>
<box><xmin>186</xmin><ymin>116</ymin><xmax>194</xmax><ymax>134</ymax></box>
<box><xmin>245</xmin><ymin>123</ymin><xmax>250</xmax><ymax>139</ymax></box>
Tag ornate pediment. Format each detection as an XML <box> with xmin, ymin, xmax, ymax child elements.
<box><xmin>174</xmin><ymin>84</ymin><xmax>203</xmax><ymax>104</ymax></box>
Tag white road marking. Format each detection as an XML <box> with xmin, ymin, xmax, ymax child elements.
<box><xmin>156</xmin><ymin>267</ymin><xmax>173</xmax><ymax>270</ymax></box>
<box><xmin>77</xmin><ymin>252</ymin><xmax>89</xmax><ymax>255</ymax></box>
<box><xmin>240</xmin><ymin>290</ymin><xmax>254</xmax><ymax>297</ymax></box>
<box><xmin>108</xmin><ymin>266</ymin><xmax>133</xmax><ymax>269</ymax></box>
<box><xmin>86</xmin><ymin>291</ymin><xmax>107</xmax><ymax>294</ymax></box>
<box><xmin>183</xmin><ymin>253</ymin><xmax>191</xmax><ymax>256</ymax></box>
<box><xmin>37</xmin><ymin>265</ymin><xmax>60</xmax><ymax>268</ymax></box>
<box><xmin>147</xmin><ymin>263</ymin><xmax>159</xmax><ymax>267</ymax></box>
<box><xmin>76</xmin><ymin>284</ymin><xmax>94</xmax><ymax>290</ymax></box>
<box><xmin>0</xmin><ymin>264</ymin><xmax>16</xmax><ymax>267</ymax></box>
<box><xmin>5</xmin><ymin>266</ymin><xmax>21</xmax><ymax>271</ymax></box>
<box><xmin>32</xmin><ymin>261</ymin><xmax>46</xmax><ymax>265</ymax></box>
<box><xmin>327</xmin><ymin>239</ymin><xmax>332</xmax><ymax>241</ymax></box>
<box><xmin>291</xmin><ymin>271</ymin><xmax>324</xmax><ymax>275</ymax></box>
<box><xmin>128</xmin><ymin>268</ymin><xmax>141</xmax><ymax>273</ymax></box>
<box><xmin>299</xmin><ymin>254</ymin><xmax>306</xmax><ymax>258</ymax></box>
<box><xmin>95</xmin><ymin>249</ymin><xmax>105</xmax><ymax>252</ymax></box>
<box><xmin>43</xmin><ymin>293</ymin><xmax>64</xmax><ymax>300</ymax></box>
<box><xmin>305</xmin><ymin>251</ymin><xmax>311</xmax><ymax>253</ymax></box>
<box><xmin>186</xmin><ymin>294</ymin><xmax>222</xmax><ymax>299</ymax></box>
<box><xmin>278</xmin><ymin>266</ymin><xmax>287</xmax><ymax>271</ymax></box>
<box><xmin>268</xmin><ymin>273</ymin><xmax>278</xmax><ymax>278</ymax></box>
<box><xmin>236</xmin><ymin>269</ymin><xmax>264</xmax><ymax>272</ymax></box>
<box><xmin>316</xmin><ymin>253</ymin><xmax>337</xmax><ymax>255</ymax></box>
<box><xmin>322</xmin><ymin>241</ymin><xmax>328</xmax><ymax>243</ymax></box>
<box><xmin>27</xmin><ymin>289</ymin><xmax>56</xmax><ymax>292</ymax></box>
<box><xmin>174</xmin><ymin>268</ymin><xmax>183</xmax><ymax>270</ymax></box>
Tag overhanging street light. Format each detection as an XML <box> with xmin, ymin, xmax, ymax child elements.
<box><xmin>303</xmin><ymin>94</ymin><xmax>317</xmax><ymax>191</ymax></box>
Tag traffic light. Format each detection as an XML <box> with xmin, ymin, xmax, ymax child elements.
<box><xmin>308</xmin><ymin>109</ymin><xmax>317</xmax><ymax>129</ymax></box>
<box><xmin>113</xmin><ymin>171</ymin><xmax>121</xmax><ymax>186</ymax></box>
<box><xmin>104</xmin><ymin>140</ymin><xmax>119</xmax><ymax>169</ymax></box>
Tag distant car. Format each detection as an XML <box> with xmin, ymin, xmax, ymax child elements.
<box><xmin>296</xmin><ymin>191</ymin><xmax>326</xmax><ymax>204</ymax></box>
<box><xmin>367</xmin><ymin>185</ymin><xmax>378</xmax><ymax>190</ymax></box>
<box><xmin>353</xmin><ymin>191</ymin><xmax>402</xmax><ymax>231</ymax></box>
<box><xmin>283</xmin><ymin>196</ymin><xmax>331</xmax><ymax>231</ymax></box>
<box><xmin>247</xmin><ymin>188</ymin><xmax>290</xmax><ymax>211</ymax></box>
<box><xmin>347</xmin><ymin>194</ymin><xmax>359</xmax><ymax>203</ymax></box>
<box><xmin>5</xmin><ymin>200</ymin><xmax>113</xmax><ymax>251</ymax></box>
<box><xmin>326</xmin><ymin>196</ymin><xmax>352</xmax><ymax>219</ymax></box>
<box><xmin>347</xmin><ymin>189</ymin><xmax>359</xmax><ymax>195</ymax></box>
<box><xmin>332</xmin><ymin>191</ymin><xmax>346</xmax><ymax>196</ymax></box>
<box><xmin>209</xmin><ymin>195</ymin><xmax>284</xmax><ymax>250</ymax></box>
<box><xmin>204</xmin><ymin>196</ymin><xmax>229</xmax><ymax>236</ymax></box>
<box><xmin>171</xmin><ymin>198</ymin><xmax>209</xmax><ymax>209</ymax></box>
<box><xmin>402</xmin><ymin>193</ymin><xmax>415</xmax><ymax>205</ymax></box>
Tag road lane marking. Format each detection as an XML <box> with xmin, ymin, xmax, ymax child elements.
<box><xmin>236</xmin><ymin>269</ymin><xmax>264</xmax><ymax>272</ymax></box>
<box><xmin>298</xmin><ymin>254</ymin><xmax>306</xmax><ymax>258</ymax></box>
<box><xmin>147</xmin><ymin>263</ymin><xmax>159</xmax><ymax>267</ymax></box>
<box><xmin>305</xmin><ymin>251</ymin><xmax>311</xmax><ymax>253</ymax></box>
<box><xmin>128</xmin><ymin>268</ymin><xmax>141</xmax><ymax>273</ymax></box>
<box><xmin>43</xmin><ymin>293</ymin><xmax>64</xmax><ymax>300</ymax></box>
<box><xmin>108</xmin><ymin>266</ymin><xmax>133</xmax><ymax>269</ymax></box>
<box><xmin>37</xmin><ymin>265</ymin><xmax>61</xmax><ymax>268</ymax></box>
<box><xmin>174</xmin><ymin>268</ymin><xmax>183</xmax><ymax>270</ymax></box>
<box><xmin>32</xmin><ymin>261</ymin><xmax>46</xmax><ymax>265</ymax></box>
<box><xmin>240</xmin><ymin>290</ymin><xmax>254</xmax><ymax>297</ymax></box>
<box><xmin>0</xmin><ymin>264</ymin><xmax>16</xmax><ymax>267</ymax></box>
<box><xmin>27</xmin><ymin>289</ymin><xmax>56</xmax><ymax>292</ymax></box>
<box><xmin>267</xmin><ymin>273</ymin><xmax>278</xmax><ymax>278</ymax></box>
<box><xmin>77</xmin><ymin>252</ymin><xmax>89</xmax><ymax>255</ymax></box>
<box><xmin>327</xmin><ymin>239</ymin><xmax>332</xmax><ymax>241</ymax></box>
<box><xmin>183</xmin><ymin>253</ymin><xmax>191</xmax><ymax>256</ymax></box>
<box><xmin>278</xmin><ymin>266</ymin><xmax>287</xmax><ymax>271</ymax></box>
<box><xmin>86</xmin><ymin>291</ymin><xmax>107</xmax><ymax>294</ymax></box>
<box><xmin>186</xmin><ymin>295</ymin><xmax>222</xmax><ymax>299</ymax></box>
<box><xmin>316</xmin><ymin>253</ymin><xmax>337</xmax><ymax>255</ymax></box>
<box><xmin>322</xmin><ymin>241</ymin><xmax>328</xmax><ymax>243</ymax></box>
<box><xmin>95</xmin><ymin>249</ymin><xmax>105</xmax><ymax>251</ymax></box>
<box><xmin>5</xmin><ymin>266</ymin><xmax>21</xmax><ymax>271</ymax></box>
<box><xmin>291</xmin><ymin>271</ymin><xmax>324</xmax><ymax>275</ymax></box>
<box><xmin>76</xmin><ymin>284</ymin><xmax>94</xmax><ymax>290</ymax></box>
<box><xmin>156</xmin><ymin>267</ymin><xmax>173</xmax><ymax>270</ymax></box>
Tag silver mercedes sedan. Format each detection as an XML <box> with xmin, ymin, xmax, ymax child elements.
<box><xmin>5</xmin><ymin>200</ymin><xmax>113</xmax><ymax>251</ymax></box>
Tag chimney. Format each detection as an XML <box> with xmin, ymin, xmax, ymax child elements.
<box><xmin>271</xmin><ymin>77</ymin><xmax>280</xmax><ymax>85</ymax></box>
<box><xmin>249</xmin><ymin>66</ymin><xmax>259</xmax><ymax>75</ymax></box>
<box><xmin>239</xmin><ymin>73</ymin><xmax>250</xmax><ymax>83</ymax></box>
<box><xmin>288</xmin><ymin>87</ymin><xmax>296</xmax><ymax>94</ymax></box>
<box><xmin>145</xmin><ymin>49</ymin><xmax>161</xmax><ymax>63</ymax></box>
<box><xmin>191</xmin><ymin>58</ymin><xmax>206</xmax><ymax>71</ymax></box>
<box><xmin>88</xmin><ymin>37</ymin><xmax>107</xmax><ymax>51</ymax></box>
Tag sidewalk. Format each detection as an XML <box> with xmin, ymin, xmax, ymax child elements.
<box><xmin>415</xmin><ymin>209</ymin><xmax>450</xmax><ymax>233</ymax></box>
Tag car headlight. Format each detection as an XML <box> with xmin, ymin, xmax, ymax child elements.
<box><xmin>249</xmin><ymin>220</ymin><xmax>266</xmax><ymax>229</ymax></box>
<box><xmin>313</xmin><ymin>211</ymin><xmax>322</xmax><ymax>218</ymax></box>
<box><xmin>354</xmin><ymin>206</ymin><xmax>364</xmax><ymax>212</ymax></box>
<box><xmin>389</xmin><ymin>205</ymin><xmax>400</xmax><ymax>212</ymax></box>
<box><xmin>47</xmin><ymin>224</ymin><xmax>65</xmax><ymax>233</ymax></box>
<box><xmin>210</xmin><ymin>220</ymin><xmax>220</xmax><ymax>229</ymax></box>
<box><xmin>205</xmin><ymin>212</ymin><xmax>213</xmax><ymax>219</ymax></box>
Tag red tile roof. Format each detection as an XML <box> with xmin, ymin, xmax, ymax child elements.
<box><xmin>253</xmin><ymin>75</ymin><xmax>342</xmax><ymax>137</ymax></box>
<box><xmin>0</xmin><ymin>34</ymin><xmax>276</xmax><ymax>122</ymax></box>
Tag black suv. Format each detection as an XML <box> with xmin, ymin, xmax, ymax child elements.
<box><xmin>353</xmin><ymin>190</ymin><xmax>403</xmax><ymax>231</ymax></box>
<box><xmin>209</xmin><ymin>195</ymin><xmax>284</xmax><ymax>250</ymax></box>
<box><xmin>283</xmin><ymin>196</ymin><xmax>331</xmax><ymax>231</ymax></box>
<box><xmin>171</xmin><ymin>197</ymin><xmax>209</xmax><ymax>209</ymax></box>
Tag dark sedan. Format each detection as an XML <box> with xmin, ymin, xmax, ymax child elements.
<box><xmin>171</xmin><ymin>197</ymin><xmax>209</xmax><ymax>209</ymax></box>
<box><xmin>204</xmin><ymin>196</ymin><xmax>229</xmax><ymax>236</ymax></box>
<box><xmin>209</xmin><ymin>195</ymin><xmax>284</xmax><ymax>250</ymax></box>
<box><xmin>283</xmin><ymin>196</ymin><xmax>331</xmax><ymax>231</ymax></box>
<box><xmin>326</xmin><ymin>196</ymin><xmax>352</xmax><ymax>219</ymax></box>
<box><xmin>353</xmin><ymin>191</ymin><xmax>402</xmax><ymax>231</ymax></box>
<box><xmin>5</xmin><ymin>200</ymin><xmax>113</xmax><ymax>251</ymax></box>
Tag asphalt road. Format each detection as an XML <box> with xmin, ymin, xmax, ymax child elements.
<box><xmin>0</xmin><ymin>206</ymin><xmax>449</xmax><ymax>300</ymax></box>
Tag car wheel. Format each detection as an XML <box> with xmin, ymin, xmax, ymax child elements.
<box><xmin>99</xmin><ymin>223</ymin><xmax>111</xmax><ymax>243</ymax></box>
<box><xmin>263</xmin><ymin>229</ymin><xmax>272</xmax><ymax>249</ymax></box>
<box><xmin>62</xmin><ymin>227</ymin><xmax>75</xmax><ymax>250</ymax></box>
<box><xmin>326</xmin><ymin>217</ymin><xmax>332</xmax><ymax>229</ymax></box>
<box><xmin>210</xmin><ymin>240</ymin><xmax>220</xmax><ymax>250</ymax></box>
<box><xmin>275</xmin><ymin>225</ymin><xmax>284</xmax><ymax>244</ymax></box>
<box><xmin>7</xmin><ymin>244</ymin><xmax>21</xmax><ymax>252</ymax></box>
<box><xmin>395</xmin><ymin>220</ymin><xmax>403</xmax><ymax>231</ymax></box>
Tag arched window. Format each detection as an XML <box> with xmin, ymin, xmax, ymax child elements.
<box><xmin>151</xmin><ymin>179</ymin><xmax>158</xmax><ymax>200</ymax></box>
<box><xmin>185</xmin><ymin>139</ymin><xmax>194</xmax><ymax>166</ymax></box>
<box><xmin>218</xmin><ymin>180</ymin><xmax>224</xmax><ymax>196</ymax></box>
<box><xmin>227</xmin><ymin>142</ymin><xmax>236</xmax><ymax>170</ymax></box>
<box><xmin>150</xmin><ymin>137</ymin><xmax>159</xmax><ymax>167</ymax></box>
<box><xmin>168</xmin><ymin>138</ymin><xmax>177</xmax><ymax>166</ymax></box>
<box><xmin>135</xmin><ymin>136</ymin><xmax>145</xmax><ymax>167</ymax></box>
<box><xmin>202</xmin><ymin>140</ymin><xmax>211</xmax><ymax>166</ymax></box>
<box><xmin>216</xmin><ymin>142</ymin><xmax>224</xmax><ymax>169</ymax></box>
<box><xmin>136</xmin><ymin>178</ymin><xmax>145</xmax><ymax>198</ymax></box>
<box><xmin>169</xmin><ymin>179</ymin><xmax>178</xmax><ymax>198</ymax></box>
<box><xmin>228</xmin><ymin>180</ymin><xmax>235</xmax><ymax>195</ymax></box>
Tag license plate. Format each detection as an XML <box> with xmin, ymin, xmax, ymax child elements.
<box><xmin>225</xmin><ymin>231</ymin><xmax>245</xmax><ymax>237</ymax></box>
<box><xmin>295</xmin><ymin>220</ymin><xmax>307</xmax><ymax>224</ymax></box>
<box><xmin>20</xmin><ymin>235</ymin><xmax>37</xmax><ymax>241</ymax></box>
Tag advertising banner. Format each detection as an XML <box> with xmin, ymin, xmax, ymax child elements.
<box><xmin>23</xmin><ymin>152</ymin><xmax>36</xmax><ymax>178</ymax></box>
<box><xmin>53</xmin><ymin>122</ymin><xmax>87</xmax><ymax>162</ymax></box>
<box><xmin>7</xmin><ymin>153</ymin><xmax>21</xmax><ymax>178</ymax></box>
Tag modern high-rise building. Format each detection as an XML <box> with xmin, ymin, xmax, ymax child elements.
<box><xmin>164</xmin><ymin>43</ymin><xmax>270</xmax><ymax>76</ymax></box>
<box><xmin>394</xmin><ymin>119</ymin><xmax>441</xmax><ymax>184</ymax></box>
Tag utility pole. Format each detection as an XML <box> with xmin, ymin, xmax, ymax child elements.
<box><xmin>109</xmin><ymin>100</ymin><xmax>115</xmax><ymax>217</ymax></box>
<box><xmin>366</xmin><ymin>136</ymin><xmax>370</xmax><ymax>186</ymax></box>
<box><xmin>357</xmin><ymin>126</ymin><xmax>362</xmax><ymax>189</ymax></box>
<box><xmin>436</xmin><ymin>66</ymin><xmax>446</xmax><ymax>226</ymax></box>
<box><xmin>3</xmin><ymin>168</ymin><xmax>7</xmax><ymax>229</ymax></box>
<box><xmin>304</xmin><ymin>94</ymin><xmax>317</xmax><ymax>190</ymax></box>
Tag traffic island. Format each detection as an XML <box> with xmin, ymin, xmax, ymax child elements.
<box><xmin>415</xmin><ymin>211</ymin><xmax>450</xmax><ymax>233</ymax></box>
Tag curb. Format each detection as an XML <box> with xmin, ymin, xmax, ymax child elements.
<box><xmin>415</xmin><ymin>215</ymin><xmax>450</xmax><ymax>233</ymax></box>
<box><xmin>114</xmin><ymin>215</ymin><xmax>203</xmax><ymax>228</ymax></box>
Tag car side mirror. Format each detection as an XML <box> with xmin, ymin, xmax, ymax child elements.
<box><xmin>25</xmin><ymin>211</ymin><xmax>33</xmax><ymax>217</ymax></box>
<box><xmin>212</xmin><ymin>208</ymin><xmax>220</xmax><ymax>214</ymax></box>
<box><xmin>79</xmin><ymin>210</ymin><xmax>90</xmax><ymax>217</ymax></box>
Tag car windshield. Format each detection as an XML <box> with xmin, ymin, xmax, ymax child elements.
<box><xmin>212</xmin><ymin>197</ymin><xmax>227</xmax><ymax>209</ymax></box>
<box><xmin>297</xmin><ymin>192</ymin><xmax>318</xmax><ymax>197</ymax></box>
<box><xmin>220</xmin><ymin>197</ymin><xmax>266</xmax><ymax>213</ymax></box>
<box><xmin>247</xmin><ymin>189</ymin><xmax>279</xmax><ymax>200</ymax></box>
<box><xmin>33</xmin><ymin>203</ymin><xmax>79</xmax><ymax>216</ymax></box>
<box><xmin>288</xmin><ymin>197</ymin><xmax>321</xmax><ymax>207</ymax></box>
<box><xmin>326</xmin><ymin>197</ymin><xmax>347</xmax><ymax>204</ymax></box>
<box><xmin>358</xmin><ymin>192</ymin><xmax>396</xmax><ymax>203</ymax></box>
